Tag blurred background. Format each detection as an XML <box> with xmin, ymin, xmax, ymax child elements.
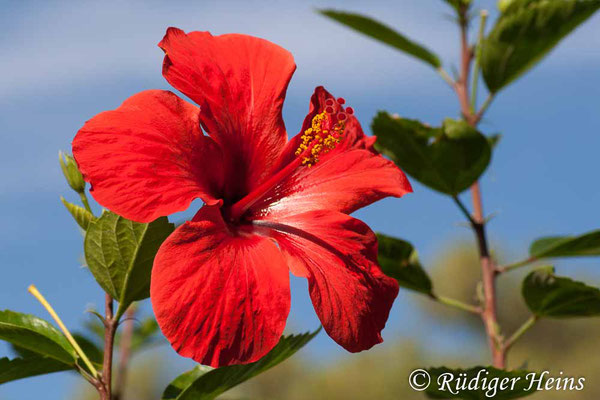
<box><xmin>1</xmin><ymin>0</ymin><xmax>599</xmax><ymax>399</ymax></box>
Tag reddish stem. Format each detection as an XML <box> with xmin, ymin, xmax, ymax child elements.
<box><xmin>113</xmin><ymin>307</ymin><xmax>135</xmax><ymax>400</ymax></box>
<box><xmin>101</xmin><ymin>294</ymin><xmax>117</xmax><ymax>400</ymax></box>
<box><xmin>454</xmin><ymin>5</ymin><xmax>505</xmax><ymax>369</ymax></box>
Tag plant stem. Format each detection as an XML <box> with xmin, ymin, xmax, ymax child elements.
<box><xmin>452</xmin><ymin>195</ymin><xmax>476</xmax><ymax>226</ymax></box>
<box><xmin>475</xmin><ymin>93</ymin><xmax>495</xmax><ymax>123</ymax></box>
<box><xmin>437</xmin><ymin>67</ymin><xmax>456</xmax><ymax>88</ymax></box>
<box><xmin>455</xmin><ymin>5</ymin><xmax>474</xmax><ymax>124</ymax></box>
<box><xmin>435</xmin><ymin>294</ymin><xmax>482</xmax><ymax>314</ymax></box>
<box><xmin>79</xmin><ymin>191</ymin><xmax>93</xmax><ymax>214</ymax></box>
<box><xmin>28</xmin><ymin>285</ymin><xmax>99</xmax><ymax>378</ymax></box>
<box><xmin>504</xmin><ymin>316</ymin><xmax>538</xmax><ymax>352</ymax></box>
<box><xmin>453</xmin><ymin>4</ymin><xmax>505</xmax><ymax>369</ymax></box>
<box><xmin>76</xmin><ymin>188</ymin><xmax>118</xmax><ymax>397</ymax></box>
<box><xmin>497</xmin><ymin>256</ymin><xmax>537</xmax><ymax>274</ymax></box>
<box><xmin>113</xmin><ymin>307</ymin><xmax>135</xmax><ymax>400</ymax></box>
<box><xmin>470</xmin><ymin>10</ymin><xmax>488</xmax><ymax>112</ymax></box>
<box><xmin>101</xmin><ymin>294</ymin><xmax>117</xmax><ymax>400</ymax></box>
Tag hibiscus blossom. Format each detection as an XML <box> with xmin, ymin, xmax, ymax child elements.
<box><xmin>72</xmin><ymin>27</ymin><xmax>412</xmax><ymax>367</ymax></box>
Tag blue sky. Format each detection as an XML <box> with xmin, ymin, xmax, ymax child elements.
<box><xmin>1</xmin><ymin>0</ymin><xmax>599</xmax><ymax>399</ymax></box>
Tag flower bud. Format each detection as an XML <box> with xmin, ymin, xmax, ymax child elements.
<box><xmin>59</xmin><ymin>151</ymin><xmax>85</xmax><ymax>193</ymax></box>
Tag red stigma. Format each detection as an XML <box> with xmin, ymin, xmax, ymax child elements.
<box><xmin>346</xmin><ymin>107</ymin><xmax>354</xmax><ymax>115</ymax></box>
<box><xmin>336</xmin><ymin>97</ymin><xmax>345</xmax><ymax>105</ymax></box>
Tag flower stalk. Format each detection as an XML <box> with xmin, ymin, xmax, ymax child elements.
<box><xmin>79</xmin><ymin>192</ymin><xmax>93</xmax><ymax>214</ymax></box>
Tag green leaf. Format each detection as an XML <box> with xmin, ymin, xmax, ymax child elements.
<box><xmin>488</xmin><ymin>133</ymin><xmax>502</xmax><ymax>149</ymax></box>
<box><xmin>162</xmin><ymin>329</ymin><xmax>320</xmax><ymax>400</ymax></box>
<box><xmin>372</xmin><ymin>113</ymin><xmax>491</xmax><ymax>195</ymax></box>
<box><xmin>318</xmin><ymin>9</ymin><xmax>441</xmax><ymax>68</ymax></box>
<box><xmin>0</xmin><ymin>310</ymin><xmax>75</xmax><ymax>364</ymax></box>
<box><xmin>481</xmin><ymin>0</ymin><xmax>600</xmax><ymax>92</ymax></box>
<box><xmin>529</xmin><ymin>230</ymin><xmax>600</xmax><ymax>259</ymax></box>
<box><xmin>61</xmin><ymin>197</ymin><xmax>94</xmax><ymax>230</ymax></box>
<box><xmin>522</xmin><ymin>266</ymin><xmax>600</xmax><ymax>318</ymax></box>
<box><xmin>163</xmin><ymin>366</ymin><xmax>213</xmax><ymax>400</ymax></box>
<box><xmin>84</xmin><ymin>211</ymin><xmax>174</xmax><ymax>311</ymax></box>
<box><xmin>10</xmin><ymin>345</ymin><xmax>39</xmax><ymax>359</ymax></box>
<box><xmin>425</xmin><ymin>366</ymin><xmax>540</xmax><ymax>399</ymax></box>
<box><xmin>376</xmin><ymin>233</ymin><xmax>433</xmax><ymax>295</ymax></box>
<box><xmin>0</xmin><ymin>356</ymin><xmax>72</xmax><ymax>385</ymax></box>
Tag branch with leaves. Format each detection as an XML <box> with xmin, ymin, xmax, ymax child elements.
<box><xmin>321</xmin><ymin>0</ymin><xmax>600</xmax><ymax>397</ymax></box>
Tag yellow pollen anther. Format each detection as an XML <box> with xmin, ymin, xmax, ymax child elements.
<box><xmin>295</xmin><ymin>111</ymin><xmax>347</xmax><ymax>167</ymax></box>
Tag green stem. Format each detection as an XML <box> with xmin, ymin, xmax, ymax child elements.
<box><xmin>79</xmin><ymin>192</ymin><xmax>93</xmax><ymax>214</ymax></box>
<box><xmin>504</xmin><ymin>315</ymin><xmax>538</xmax><ymax>351</ymax></box>
<box><xmin>437</xmin><ymin>67</ymin><xmax>456</xmax><ymax>88</ymax></box>
<box><xmin>475</xmin><ymin>93</ymin><xmax>495</xmax><ymax>123</ymax></box>
<box><xmin>435</xmin><ymin>294</ymin><xmax>482</xmax><ymax>314</ymax></box>
<box><xmin>28</xmin><ymin>285</ymin><xmax>99</xmax><ymax>378</ymax></box>
<box><xmin>452</xmin><ymin>195</ymin><xmax>476</xmax><ymax>226</ymax></box>
<box><xmin>470</xmin><ymin>10</ymin><xmax>488</xmax><ymax>112</ymax></box>
<box><xmin>497</xmin><ymin>257</ymin><xmax>537</xmax><ymax>273</ymax></box>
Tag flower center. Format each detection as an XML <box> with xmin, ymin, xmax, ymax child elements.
<box><xmin>295</xmin><ymin>98</ymin><xmax>352</xmax><ymax>167</ymax></box>
<box><xmin>228</xmin><ymin>98</ymin><xmax>353</xmax><ymax>221</ymax></box>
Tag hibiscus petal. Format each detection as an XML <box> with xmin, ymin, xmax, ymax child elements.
<box><xmin>254</xmin><ymin>210</ymin><xmax>399</xmax><ymax>352</ymax></box>
<box><xmin>73</xmin><ymin>90</ymin><xmax>224</xmax><ymax>223</ymax></box>
<box><xmin>247</xmin><ymin>87</ymin><xmax>412</xmax><ymax>219</ymax></box>
<box><xmin>151</xmin><ymin>206</ymin><xmax>291</xmax><ymax>367</ymax></box>
<box><xmin>159</xmin><ymin>28</ymin><xmax>296</xmax><ymax>197</ymax></box>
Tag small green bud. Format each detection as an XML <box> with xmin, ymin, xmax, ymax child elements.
<box><xmin>59</xmin><ymin>151</ymin><xmax>86</xmax><ymax>193</ymax></box>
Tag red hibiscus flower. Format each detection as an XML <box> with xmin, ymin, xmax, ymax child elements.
<box><xmin>72</xmin><ymin>27</ymin><xmax>412</xmax><ymax>367</ymax></box>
